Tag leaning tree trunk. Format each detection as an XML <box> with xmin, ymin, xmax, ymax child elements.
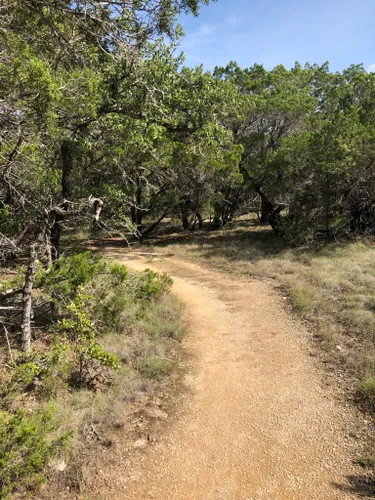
<box><xmin>21</xmin><ymin>243</ymin><xmax>38</xmax><ymax>352</ymax></box>
<box><xmin>255</xmin><ymin>186</ymin><xmax>285</xmax><ymax>234</ymax></box>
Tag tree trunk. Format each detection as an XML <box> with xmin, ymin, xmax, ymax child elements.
<box><xmin>255</xmin><ymin>186</ymin><xmax>284</xmax><ymax>233</ymax></box>
<box><xmin>130</xmin><ymin>176</ymin><xmax>143</xmax><ymax>233</ymax></box>
<box><xmin>140</xmin><ymin>210</ymin><xmax>168</xmax><ymax>238</ymax></box>
<box><xmin>61</xmin><ymin>140</ymin><xmax>73</xmax><ymax>199</ymax></box>
<box><xmin>135</xmin><ymin>176</ymin><xmax>143</xmax><ymax>232</ymax></box>
<box><xmin>50</xmin><ymin>215</ymin><xmax>62</xmax><ymax>262</ymax></box>
<box><xmin>181</xmin><ymin>208</ymin><xmax>190</xmax><ymax>230</ymax></box>
<box><xmin>21</xmin><ymin>243</ymin><xmax>38</xmax><ymax>352</ymax></box>
<box><xmin>256</xmin><ymin>187</ymin><xmax>274</xmax><ymax>224</ymax></box>
<box><xmin>50</xmin><ymin>141</ymin><xmax>73</xmax><ymax>261</ymax></box>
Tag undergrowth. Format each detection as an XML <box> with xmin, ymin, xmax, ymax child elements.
<box><xmin>0</xmin><ymin>251</ymin><xmax>183</xmax><ymax>497</ymax></box>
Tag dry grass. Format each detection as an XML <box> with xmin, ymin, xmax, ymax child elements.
<box><xmin>44</xmin><ymin>291</ymin><xmax>185</xmax><ymax>493</ymax></box>
<box><xmin>144</xmin><ymin>220</ymin><xmax>375</xmax><ymax>409</ymax></box>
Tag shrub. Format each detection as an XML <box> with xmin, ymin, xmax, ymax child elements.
<box><xmin>36</xmin><ymin>251</ymin><xmax>105</xmax><ymax>299</ymax></box>
<box><xmin>109</xmin><ymin>262</ymin><xmax>129</xmax><ymax>283</ymax></box>
<box><xmin>0</xmin><ymin>250</ymin><xmax>182</xmax><ymax>496</ymax></box>
<box><xmin>0</xmin><ymin>407</ymin><xmax>70</xmax><ymax>498</ymax></box>
<box><xmin>136</xmin><ymin>269</ymin><xmax>173</xmax><ymax>302</ymax></box>
<box><xmin>4</xmin><ymin>352</ymin><xmax>49</xmax><ymax>399</ymax></box>
<box><xmin>58</xmin><ymin>292</ymin><xmax>120</xmax><ymax>388</ymax></box>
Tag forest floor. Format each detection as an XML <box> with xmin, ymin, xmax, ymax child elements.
<box><xmin>82</xmin><ymin>236</ymin><xmax>375</xmax><ymax>500</ymax></box>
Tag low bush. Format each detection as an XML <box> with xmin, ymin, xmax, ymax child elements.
<box><xmin>1</xmin><ymin>251</ymin><xmax>184</xmax><ymax>496</ymax></box>
<box><xmin>0</xmin><ymin>407</ymin><xmax>70</xmax><ymax>498</ymax></box>
<box><xmin>36</xmin><ymin>251</ymin><xmax>105</xmax><ymax>300</ymax></box>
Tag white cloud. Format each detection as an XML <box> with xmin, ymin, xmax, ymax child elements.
<box><xmin>180</xmin><ymin>23</ymin><xmax>217</xmax><ymax>51</ymax></box>
<box><xmin>225</xmin><ymin>15</ymin><xmax>239</xmax><ymax>26</ymax></box>
<box><xmin>199</xmin><ymin>23</ymin><xmax>216</xmax><ymax>35</ymax></box>
<box><xmin>367</xmin><ymin>63</ymin><xmax>375</xmax><ymax>73</ymax></box>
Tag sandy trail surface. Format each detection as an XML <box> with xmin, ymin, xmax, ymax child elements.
<box><xmin>95</xmin><ymin>248</ymin><xmax>367</xmax><ymax>500</ymax></box>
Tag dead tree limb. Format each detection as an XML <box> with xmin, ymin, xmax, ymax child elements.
<box><xmin>0</xmin><ymin>287</ymin><xmax>23</xmax><ymax>300</ymax></box>
<box><xmin>21</xmin><ymin>242</ymin><xmax>37</xmax><ymax>352</ymax></box>
<box><xmin>3</xmin><ymin>325</ymin><xmax>14</xmax><ymax>362</ymax></box>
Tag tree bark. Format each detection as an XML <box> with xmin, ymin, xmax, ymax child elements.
<box><xmin>50</xmin><ymin>215</ymin><xmax>62</xmax><ymax>262</ymax></box>
<box><xmin>61</xmin><ymin>140</ymin><xmax>73</xmax><ymax>199</ymax></box>
<box><xmin>181</xmin><ymin>208</ymin><xmax>190</xmax><ymax>230</ymax></box>
<box><xmin>140</xmin><ymin>210</ymin><xmax>168</xmax><ymax>238</ymax></box>
<box><xmin>255</xmin><ymin>186</ymin><xmax>285</xmax><ymax>233</ymax></box>
<box><xmin>131</xmin><ymin>175</ymin><xmax>143</xmax><ymax>232</ymax></box>
<box><xmin>21</xmin><ymin>243</ymin><xmax>38</xmax><ymax>352</ymax></box>
<box><xmin>50</xmin><ymin>141</ymin><xmax>73</xmax><ymax>261</ymax></box>
<box><xmin>196</xmin><ymin>212</ymin><xmax>203</xmax><ymax>229</ymax></box>
<box><xmin>256</xmin><ymin>186</ymin><xmax>274</xmax><ymax>224</ymax></box>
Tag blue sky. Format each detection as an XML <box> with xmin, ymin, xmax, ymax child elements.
<box><xmin>177</xmin><ymin>0</ymin><xmax>375</xmax><ymax>72</ymax></box>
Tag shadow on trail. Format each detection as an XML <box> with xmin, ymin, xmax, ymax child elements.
<box><xmin>333</xmin><ymin>474</ymin><xmax>375</xmax><ymax>497</ymax></box>
<box><xmin>146</xmin><ymin>220</ymin><xmax>286</xmax><ymax>260</ymax></box>
<box><xmin>141</xmin><ymin>219</ymin><xmax>355</xmax><ymax>265</ymax></box>
<box><xmin>92</xmin><ymin>218</ymin><xmax>359</xmax><ymax>269</ymax></box>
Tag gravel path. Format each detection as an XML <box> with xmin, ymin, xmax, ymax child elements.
<box><xmin>96</xmin><ymin>250</ymin><xmax>368</xmax><ymax>499</ymax></box>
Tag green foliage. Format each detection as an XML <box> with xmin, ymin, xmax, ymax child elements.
<box><xmin>215</xmin><ymin>61</ymin><xmax>375</xmax><ymax>242</ymax></box>
<box><xmin>0</xmin><ymin>407</ymin><xmax>70</xmax><ymax>498</ymax></box>
<box><xmin>58</xmin><ymin>292</ymin><xmax>120</xmax><ymax>386</ymax></box>
<box><xmin>9</xmin><ymin>359</ymin><xmax>45</xmax><ymax>392</ymax></box>
<box><xmin>109</xmin><ymin>262</ymin><xmax>129</xmax><ymax>283</ymax></box>
<box><xmin>3</xmin><ymin>348</ymin><xmax>71</xmax><ymax>402</ymax></box>
<box><xmin>0</xmin><ymin>205</ymin><xmax>20</xmax><ymax>234</ymax></box>
<box><xmin>37</xmin><ymin>252</ymin><xmax>104</xmax><ymax>299</ymax></box>
<box><xmin>0</xmin><ymin>270</ymin><xmax>24</xmax><ymax>294</ymax></box>
<box><xmin>136</xmin><ymin>269</ymin><xmax>173</xmax><ymax>301</ymax></box>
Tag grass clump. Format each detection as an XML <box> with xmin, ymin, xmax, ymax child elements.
<box><xmin>358</xmin><ymin>377</ymin><xmax>375</xmax><ymax>411</ymax></box>
<box><xmin>140</xmin><ymin>357</ymin><xmax>175</xmax><ymax>379</ymax></box>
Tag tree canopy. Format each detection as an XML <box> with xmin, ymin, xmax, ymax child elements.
<box><xmin>2</xmin><ymin>0</ymin><xmax>375</xmax><ymax>354</ymax></box>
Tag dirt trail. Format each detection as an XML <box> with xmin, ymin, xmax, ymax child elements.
<box><xmin>99</xmin><ymin>249</ymin><xmax>366</xmax><ymax>499</ymax></box>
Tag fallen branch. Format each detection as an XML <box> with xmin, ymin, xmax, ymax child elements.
<box><xmin>21</xmin><ymin>242</ymin><xmax>37</xmax><ymax>352</ymax></box>
<box><xmin>0</xmin><ymin>287</ymin><xmax>23</xmax><ymax>300</ymax></box>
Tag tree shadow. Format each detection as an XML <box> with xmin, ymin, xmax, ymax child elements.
<box><xmin>146</xmin><ymin>219</ymin><xmax>286</xmax><ymax>257</ymax></box>
<box><xmin>333</xmin><ymin>473</ymin><xmax>375</xmax><ymax>497</ymax></box>
<box><xmin>143</xmin><ymin>218</ymin><xmax>341</xmax><ymax>266</ymax></box>
<box><xmin>91</xmin><ymin>217</ymin><xmax>361</xmax><ymax>267</ymax></box>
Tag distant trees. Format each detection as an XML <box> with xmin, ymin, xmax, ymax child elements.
<box><xmin>215</xmin><ymin>61</ymin><xmax>375</xmax><ymax>242</ymax></box>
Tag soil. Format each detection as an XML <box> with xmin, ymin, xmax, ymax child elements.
<box><xmin>80</xmin><ymin>247</ymin><xmax>373</xmax><ymax>499</ymax></box>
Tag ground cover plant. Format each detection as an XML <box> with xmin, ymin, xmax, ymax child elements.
<box><xmin>0</xmin><ymin>251</ymin><xmax>183</xmax><ymax>497</ymax></box>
